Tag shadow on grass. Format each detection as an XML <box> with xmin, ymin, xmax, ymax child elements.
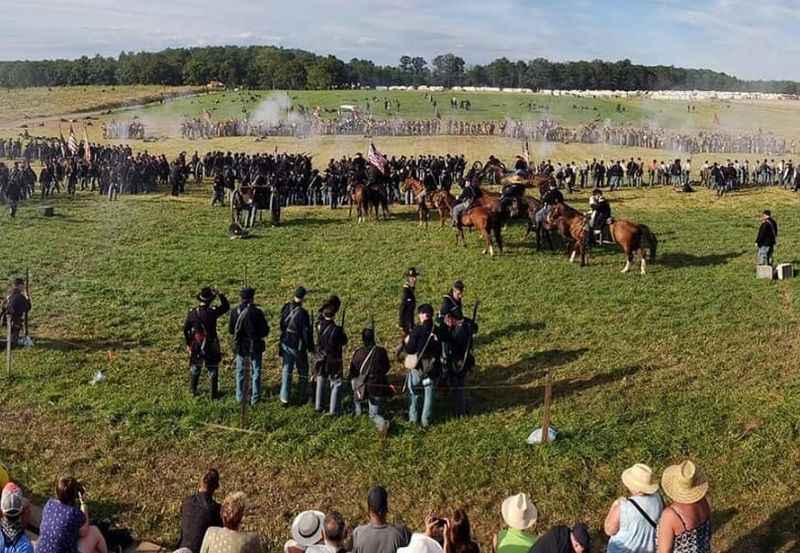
<box><xmin>475</xmin><ymin>320</ymin><xmax>546</xmax><ymax>346</ymax></box>
<box><xmin>724</xmin><ymin>502</ymin><xmax>799</xmax><ymax>553</ymax></box>
<box><xmin>658</xmin><ymin>250</ymin><xmax>745</xmax><ymax>268</ymax></box>
<box><xmin>35</xmin><ymin>337</ymin><xmax>153</xmax><ymax>352</ymax></box>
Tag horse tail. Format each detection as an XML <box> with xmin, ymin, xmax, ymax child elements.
<box><xmin>493</xmin><ymin>215</ymin><xmax>504</xmax><ymax>251</ymax></box>
<box><xmin>640</xmin><ymin>224</ymin><xmax>657</xmax><ymax>262</ymax></box>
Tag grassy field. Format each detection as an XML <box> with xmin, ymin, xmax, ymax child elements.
<box><xmin>1</xmin><ymin>181</ymin><xmax>799</xmax><ymax>552</ymax></box>
<box><xmin>4</xmin><ymin>86</ymin><xmax>800</xmax><ymax>139</ymax></box>
<box><xmin>0</xmin><ymin>85</ymin><xmax>202</xmax><ymax>125</ymax></box>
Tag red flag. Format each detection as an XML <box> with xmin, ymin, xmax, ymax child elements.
<box><xmin>67</xmin><ymin>125</ymin><xmax>79</xmax><ymax>155</ymax></box>
<box><xmin>58</xmin><ymin>125</ymin><xmax>68</xmax><ymax>157</ymax></box>
<box><xmin>523</xmin><ymin>139</ymin><xmax>530</xmax><ymax>164</ymax></box>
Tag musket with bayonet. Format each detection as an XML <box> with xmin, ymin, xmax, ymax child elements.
<box><xmin>459</xmin><ymin>299</ymin><xmax>480</xmax><ymax>374</ymax></box>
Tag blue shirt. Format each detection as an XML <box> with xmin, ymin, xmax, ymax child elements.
<box><xmin>36</xmin><ymin>499</ymin><xmax>86</xmax><ymax>553</ymax></box>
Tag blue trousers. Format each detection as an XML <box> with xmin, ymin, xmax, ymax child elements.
<box><xmin>315</xmin><ymin>376</ymin><xmax>343</xmax><ymax>414</ymax></box>
<box><xmin>235</xmin><ymin>353</ymin><xmax>262</xmax><ymax>405</ymax></box>
<box><xmin>353</xmin><ymin>394</ymin><xmax>388</xmax><ymax>430</ymax></box>
<box><xmin>280</xmin><ymin>344</ymin><xmax>308</xmax><ymax>404</ymax></box>
<box><xmin>407</xmin><ymin>370</ymin><xmax>435</xmax><ymax>427</ymax></box>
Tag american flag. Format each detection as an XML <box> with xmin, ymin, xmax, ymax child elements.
<box><xmin>522</xmin><ymin>138</ymin><xmax>530</xmax><ymax>164</ymax></box>
<box><xmin>58</xmin><ymin>126</ymin><xmax>68</xmax><ymax>157</ymax></box>
<box><xmin>368</xmin><ymin>142</ymin><xmax>387</xmax><ymax>174</ymax></box>
<box><xmin>68</xmin><ymin>125</ymin><xmax>79</xmax><ymax>155</ymax></box>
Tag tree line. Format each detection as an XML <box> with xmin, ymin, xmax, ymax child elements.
<box><xmin>1</xmin><ymin>45</ymin><xmax>798</xmax><ymax>94</ymax></box>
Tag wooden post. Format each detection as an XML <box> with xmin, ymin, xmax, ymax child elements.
<box><xmin>6</xmin><ymin>317</ymin><xmax>12</xmax><ymax>379</ymax></box>
<box><xmin>541</xmin><ymin>376</ymin><xmax>552</xmax><ymax>443</ymax></box>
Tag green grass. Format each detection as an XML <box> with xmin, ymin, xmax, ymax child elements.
<box><xmin>1</xmin><ymin>183</ymin><xmax>799</xmax><ymax>552</ymax></box>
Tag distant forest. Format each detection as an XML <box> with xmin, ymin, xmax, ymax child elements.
<box><xmin>1</xmin><ymin>45</ymin><xmax>798</xmax><ymax>93</ymax></box>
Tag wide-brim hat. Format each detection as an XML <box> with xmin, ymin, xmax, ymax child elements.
<box><xmin>501</xmin><ymin>493</ymin><xmax>538</xmax><ymax>530</ymax></box>
<box><xmin>397</xmin><ymin>533</ymin><xmax>444</xmax><ymax>553</ymax></box>
<box><xmin>405</xmin><ymin>267</ymin><xmax>419</xmax><ymax>278</ymax></box>
<box><xmin>291</xmin><ymin>510</ymin><xmax>325</xmax><ymax>547</ymax></box>
<box><xmin>196</xmin><ymin>287</ymin><xmax>215</xmax><ymax>303</ymax></box>
<box><xmin>621</xmin><ymin>463</ymin><xmax>659</xmax><ymax>495</ymax></box>
<box><xmin>661</xmin><ymin>460</ymin><xmax>708</xmax><ymax>504</ymax></box>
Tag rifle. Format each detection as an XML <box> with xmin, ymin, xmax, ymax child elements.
<box><xmin>24</xmin><ymin>269</ymin><xmax>29</xmax><ymax>338</ymax></box>
<box><xmin>340</xmin><ymin>305</ymin><xmax>347</xmax><ymax>332</ymax></box>
<box><xmin>459</xmin><ymin>299</ymin><xmax>480</xmax><ymax>374</ymax></box>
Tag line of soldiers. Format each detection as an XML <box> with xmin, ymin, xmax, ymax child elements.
<box><xmin>102</xmin><ymin>120</ymin><xmax>146</xmax><ymax>140</ymax></box>
<box><xmin>181</xmin><ymin>272</ymin><xmax>477</xmax><ymax>432</ymax></box>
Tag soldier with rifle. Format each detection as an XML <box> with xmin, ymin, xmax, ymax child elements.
<box><xmin>182</xmin><ymin>286</ymin><xmax>229</xmax><ymax>398</ymax></box>
<box><xmin>441</xmin><ymin>300</ymin><xmax>479</xmax><ymax>418</ymax></box>
<box><xmin>2</xmin><ymin>277</ymin><xmax>31</xmax><ymax>349</ymax></box>
<box><xmin>404</xmin><ymin>304</ymin><xmax>442</xmax><ymax>428</ymax></box>
<box><xmin>228</xmin><ymin>287</ymin><xmax>269</xmax><ymax>406</ymax></box>
<box><xmin>278</xmin><ymin>286</ymin><xmax>315</xmax><ymax>405</ymax></box>
<box><xmin>349</xmin><ymin>323</ymin><xmax>391</xmax><ymax>436</ymax></box>
<box><xmin>313</xmin><ymin>299</ymin><xmax>348</xmax><ymax>415</ymax></box>
<box><xmin>396</xmin><ymin>267</ymin><xmax>418</xmax><ymax>359</ymax></box>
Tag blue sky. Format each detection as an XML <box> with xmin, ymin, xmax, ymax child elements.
<box><xmin>0</xmin><ymin>0</ymin><xmax>797</xmax><ymax>81</ymax></box>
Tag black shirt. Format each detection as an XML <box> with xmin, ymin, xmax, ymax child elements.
<box><xmin>529</xmin><ymin>526</ymin><xmax>574</xmax><ymax>553</ymax></box>
<box><xmin>228</xmin><ymin>302</ymin><xmax>270</xmax><ymax>355</ymax></box>
<box><xmin>756</xmin><ymin>218</ymin><xmax>778</xmax><ymax>247</ymax></box>
<box><xmin>279</xmin><ymin>301</ymin><xmax>314</xmax><ymax>352</ymax></box>
<box><xmin>177</xmin><ymin>491</ymin><xmax>222</xmax><ymax>553</ymax></box>
<box><xmin>399</xmin><ymin>284</ymin><xmax>416</xmax><ymax>331</ymax></box>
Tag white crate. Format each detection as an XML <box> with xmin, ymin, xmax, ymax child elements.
<box><xmin>756</xmin><ymin>265</ymin><xmax>774</xmax><ymax>279</ymax></box>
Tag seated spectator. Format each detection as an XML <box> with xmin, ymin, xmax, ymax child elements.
<box><xmin>352</xmin><ymin>486</ymin><xmax>411</xmax><ymax>553</ymax></box>
<box><xmin>443</xmin><ymin>509</ymin><xmax>479</xmax><ymax>553</ymax></box>
<box><xmin>2</xmin><ymin>483</ymin><xmax>33</xmax><ymax>553</ymax></box>
<box><xmin>37</xmin><ymin>477</ymin><xmax>108</xmax><ymax>553</ymax></box>
<box><xmin>285</xmin><ymin>511</ymin><xmax>324</xmax><ymax>553</ymax></box>
<box><xmin>305</xmin><ymin>512</ymin><xmax>348</xmax><ymax>553</ymax></box>
<box><xmin>178</xmin><ymin>469</ymin><xmax>222</xmax><ymax>553</ymax></box>
<box><xmin>199</xmin><ymin>492</ymin><xmax>260</xmax><ymax>553</ymax></box>
<box><xmin>656</xmin><ymin>461</ymin><xmax>711</xmax><ymax>553</ymax></box>
<box><xmin>529</xmin><ymin>523</ymin><xmax>590</xmax><ymax>553</ymax></box>
<box><xmin>604</xmin><ymin>464</ymin><xmax>663</xmax><ymax>553</ymax></box>
<box><xmin>493</xmin><ymin>494</ymin><xmax>537</xmax><ymax>553</ymax></box>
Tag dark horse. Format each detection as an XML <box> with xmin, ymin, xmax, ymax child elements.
<box><xmin>349</xmin><ymin>179</ymin><xmax>390</xmax><ymax>222</ymax></box>
<box><xmin>545</xmin><ymin>202</ymin><xmax>590</xmax><ymax>266</ymax></box>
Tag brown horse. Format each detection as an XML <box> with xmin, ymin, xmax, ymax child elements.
<box><xmin>545</xmin><ymin>202</ymin><xmax>589</xmax><ymax>266</ymax></box>
<box><xmin>607</xmin><ymin>219</ymin><xmax>658</xmax><ymax>274</ymax></box>
<box><xmin>349</xmin><ymin>179</ymin><xmax>389</xmax><ymax>223</ymax></box>
<box><xmin>456</xmin><ymin>205</ymin><xmax>503</xmax><ymax>256</ymax></box>
<box><xmin>523</xmin><ymin>196</ymin><xmax>557</xmax><ymax>251</ymax></box>
<box><xmin>400</xmin><ymin>178</ymin><xmax>456</xmax><ymax>227</ymax></box>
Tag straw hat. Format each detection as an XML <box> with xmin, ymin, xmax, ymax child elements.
<box><xmin>291</xmin><ymin>510</ymin><xmax>325</xmax><ymax>547</ymax></box>
<box><xmin>501</xmin><ymin>493</ymin><xmax>538</xmax><ymax>530</ymax></box>
<box><xmin>661</xmin><ymin>460</ymin><xmax>709</xmax><ymax>504</ymax></box>
<box><xmin>621</xmin><ymin>463</ymin><xmax>659</xmax><ymax>495</ymax></box>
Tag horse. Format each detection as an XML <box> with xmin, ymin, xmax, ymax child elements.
<box><xmin>607</xmin><ymin>219</ymin><xmax>658</xmax><ymax>274</ymax></box>
<box><xmin>456</xmin><ymin>205</ymin><xmax>503</xmax><ymax>256</ymax></box>
<box><xmin>545</xmin><ymin>202</ymin><xmax>589</xmax><ymax>266</ymax></box>
<box><xmin>349</xmin><ymin>179</ymin><xmax>390</xmax><ymax>223</ymax></box>
<box><xmin>400</xmin><ymin>178</ymin><xmax>457</xmax><ymax>228</ymax></box>
<box><xmin>500</xmin><ymin>173</ymin><xmax>556</xmax><ymax>197</ymax></box>
<box><xmin>523</xmin><ymin>196</ymin><xmax>556</xmax><ymax>251</ymax></box>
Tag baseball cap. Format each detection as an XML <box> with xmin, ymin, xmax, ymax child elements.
<box><xmin>1</xmin><ymin>483</ymin><xmax>25</xmax><ymax>516</ymax></box>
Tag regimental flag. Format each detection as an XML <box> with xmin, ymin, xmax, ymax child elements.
<box><xmin>67</xmin><ymin>125</ymin><xmax>79</xmax><ymax>155</ymax></box>
<box><xmin>58</xmin><ymin>125</ymin><xmax>68</xmax><ymax>157</ymax></box>
<box><xmin>523</xmin><ymin>138</ymin><xmax>530</xmax><ymax>164</ymax></box>
<box><xmin>82</xmin><ymin>125</ymin><xmax>92</xmax><ymax>163</ymax></box>
<box><xmin>368</xmin><ymin>142</ymin><xmax>387</xmax><ymax>174</ymax></box>
<box><xmin>713</xmin><ymin>113</ymin><xmax>720</xmax><ymax>126</ymax></box>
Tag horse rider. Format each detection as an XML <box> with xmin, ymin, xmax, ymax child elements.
<box><xmin>535</xmin><ymin>181</ymin><xmax>564</xmax><ymax>228</ymax></box>
<box><xmin>279</xmin><ymin>287</ymin><xmax>315</xmax><ymax>406</ymax></box>
<box><xmin>183</xmin><ymin>287</ymin><xmax>230</xmax><ymax>398</ymax></box>
<box><xmin>588</xmin><ymin>188</ymin><xmax>612</xmax><ymax>245</ymax></box>
<box><xmin>451</xmin><ymin>178</ymin><xmax>482</xmax><ymax>227</ymax></box>
<box><xmin>513</xmin><ymin>155</ymin><xmax>529</xmax><ymax>177</ymax></box>
<box><xmin>314</xmin><ymin>301</ymin><xmax>348</xmax><ymax>415</ymax></box>
<box><xmin>1</xmin><ymin>278</ymin><xmax>30</xmax><ymax>348</ymax></box>
<box><xmin>441</xmin><ymin>301</ymin><xmax>478</xmax><ymax>418</ymax></box>
<box><xmin>404</xmin><ymin>304</ymin><xmax>442</xmax><ymax>428</ymax></box>
<box><xmin>397</xmin><ymin>268</ymin><xmax>418</xmax><ymax>359</ymax></box>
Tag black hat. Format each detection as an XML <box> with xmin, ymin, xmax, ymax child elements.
<box><xmin>763</xmin><ymin>209</ymin><xmax>771</xmax><ymax>216</ymax></box>
<box><xmin>418</xmin><ymin>304</ymin><xmax>433</xmax><ymax>316</ymax></box>
<box><xmin>405</xmin><ymin>267</ymin><xmax>419</xmax><ymax>278</ymax></box>
<box><xmin>452</xmin><ymin>280</ymin><xmax>465</xmax><ymax>291</ymax></box>
<box><xmin>240</xmin><ymin>287</ymin><xmax>255</xmax><ymax>300</ymax></box>
<box><xmin>197</xmin><ymin>287</ymin><xmax>215</xmax><ymax>303</ymax></box>
<box><xmin>367</xmin><ymin>486</ymin><xmax>388</xmax><ymax>516</ymax></box>
<box><xmin>571</xmin><ymin>523</ymin><xmax>591</xmax><ymax>552</ymax></box>
<box><xmin>592</xmin><ymin>188</ymin><xmax>602</xmax><ymax>195</ymax></box>
<box><xmin>294</xmin><ymin>286</ymin><xmax>307</xmax><ymax>300</ymax></box>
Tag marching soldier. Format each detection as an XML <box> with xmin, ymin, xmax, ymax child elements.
<box><xmin>314</xmin><ymin>301</ymin><xmax>348</xmax><ymax>414</ymax></box>
<box><xmin>279</xmin><ymin>287</ymin><xmax>314</xmax><ymax>405</ymax></box>
<box><xmin>182</xmin><ymin>287</ymin><xmax>230</xmax><ymax>398</ymax></box>
<box><xmin>396</xmin><ymin>268</ymin><xmax>418</xmax><ymax>358</ymax></box>
<box><xmin>404</xmin><ymin>304</ymin><xmax>442</xmax><ymax>428</ymax></box>
<box><xmin>2</xmin><ymin>278</ymin><xmax>30</xmax><ymax>348</ymax></box>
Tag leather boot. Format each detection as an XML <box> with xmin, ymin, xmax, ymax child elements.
<box><xmin>210</xmin><ymin>371</ymin><xmax>220</xmax><ymax>400</ymax></box>
<box><xmin>190</xmin><ymin>371</ymin><xmax>200</xmax><ymax>396</ymax></box>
